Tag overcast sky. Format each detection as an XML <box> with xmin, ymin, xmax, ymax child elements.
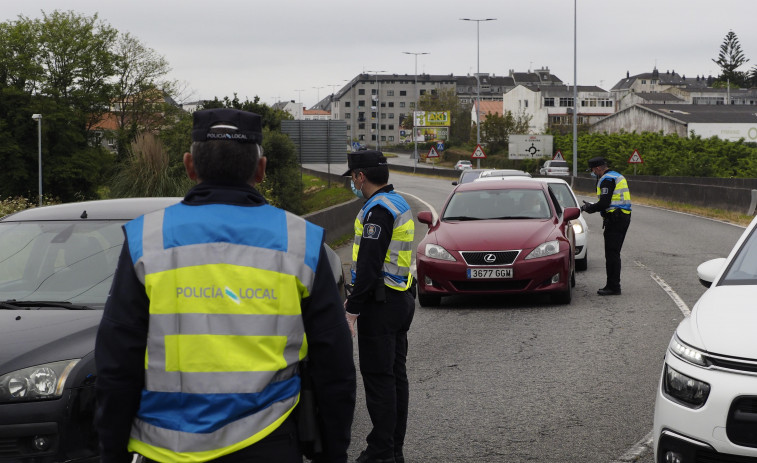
<box><xmin>5</xmin><ymin>1</ymin><xmax>756</xmax><ymax>108</ymax></box>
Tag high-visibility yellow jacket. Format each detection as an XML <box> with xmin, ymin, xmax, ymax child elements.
<box><xmin>597</xmin><ymin>170</ymin><xmax>632</xmax><ymax>214</ymax></box>
<box><xmin>123</xmin><ymin>202</ymin><xmax>322</xmax><ymax>462</ymax></box>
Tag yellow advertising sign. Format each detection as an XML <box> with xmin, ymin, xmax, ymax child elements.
<box><xmin>413</xmin><ymin>111</ymin><xmax>451</xmax><ymax>127</ymax></box>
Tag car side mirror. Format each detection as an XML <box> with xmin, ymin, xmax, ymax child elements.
<box><xmin>563</xmin><ymin>207</ymin><xmax>580</xmax><ymax>222</ymax></box>
<box><xmin>451</xmin><ymin>181</ymin><xmax>458</xmax><ymax>186</ymax></box>
<box><xmin>417</xmin><ymin>211</ymin><xmax>433</xmax><ymax>226</ymax></box>
<box><xmin>697</xmin><ymin>257</ymin><xmax>726</xmax><ymax>288</ymax></box>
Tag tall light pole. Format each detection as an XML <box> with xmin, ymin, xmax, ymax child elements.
<box><xmin>461</xmin><ymin>17</ymin><xmax>496</xmax><ymax>168</ymax></box>
<box><xmin>366</xmin><ymin>71</ymin><xmax>385</xmax><ymax>150</ymax></box>
<box><xmin>312</xmin><ymin>86</ymin><xmax>325</xmax><ymax>109</ymax></box>
<box><xmin>403</xmin><ymin>52</ymin><xmax>429</xmax><ymax>172</ymax></box>
<box><xmin>572</xmin><ymin>0</ymin><xmax>578</xmax><ymax>178</ymax></box>
<box><xmin>31</xmin><ymin>114</ymin><xmax>42</xmax><ymax>206</ymax></box>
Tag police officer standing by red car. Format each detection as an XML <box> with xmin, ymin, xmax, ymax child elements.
<box><xmin>342</xmin><ymin>150</ymin><xmax>415</xmax><ymax>463</ymax></box>
<box><xmin>581</xmin><ymin>156</ymin><xmax>632</xmax><ymax>296</ymax></box>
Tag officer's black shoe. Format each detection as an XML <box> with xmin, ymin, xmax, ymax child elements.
<box><xmin>597</xmin><ymin>287</ymin><xmax>621</xmax><ymax>296</ymax></box>
<box><xmin>356</xmin><ymin>450</ymin><xmax>395</xmax><ymax>463</ymax></box>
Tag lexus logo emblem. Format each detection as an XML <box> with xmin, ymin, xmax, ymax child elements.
<box><xmin>484</xmin><ymin>253</ymin><xmax>497</xmax><ymax>263</ymax></box>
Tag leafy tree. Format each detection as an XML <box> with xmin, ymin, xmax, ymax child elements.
<box><xmin>712</xmin><ymin>30</ymin><xmax>750</xmax><ymax>87</ymax></box>
<box><xmin>110</xmin><ymin>32</ymin><xmax>175</xmax><ymax>158</ymax></box>
<box><xmin>480</xmin><ymin>110</ymin><xmax>532</xmax><ymax>153</ymax></box>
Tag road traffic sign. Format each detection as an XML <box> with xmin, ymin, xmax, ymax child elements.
<box><xmin>427</xmin><ymin>146</ymin><xmax>440</xmax><ymax>158</ymax></box>
<box><xmin>436</xmin><ymin>142</ymin><xmax>445</xmax><ymax>151</ymax></box>
<box><xmin>553</xmin><ymin>150</ymin><xmax>564</xmax><ymax>161</ymax></box>
<box><xmin>628</xmin><ymin>149</ymin><xmax>643</xmax><ymax>164</ymax></box>
<box><xmin>471</xmin><ymin>144</ymin><xmax>487</xmax><ymax>159</ymax></box>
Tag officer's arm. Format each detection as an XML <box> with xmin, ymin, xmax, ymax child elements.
<box><xmin>584</xmin><ymin>177</ymin><xmax>616</xmax><ymax>213</ymax></box>
<box><xmin>94</xmin><ymin>239</ymin><xmax>149</xmax><ymax>463</ymax></box>
<box><xmin>345</xmin><ymin>206</ymin><xmax>393</xmax><ymax>314</ymax></box>
<box><xmin>301</xmin><ymin>243</ymin><xmax>357</xmax><ymax>461</ymax></box>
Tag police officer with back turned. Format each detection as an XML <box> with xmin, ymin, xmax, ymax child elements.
<box><xmin>581</xmin><ymin>156</ymin><xmax>632</xmax><ymax>296</ymax></box>
<box><xmin>95</xmin><ymin>108</ymin><xmax>356</xmax><ymax>463</ymax></box>
<box><xmin>342</xmin><ymin>150</ymin><xmax>415</xmax><ymax>463</ymax></box>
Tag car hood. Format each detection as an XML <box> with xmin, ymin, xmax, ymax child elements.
<box><xmin>428</xmin><ymin>219</ymin><xmax>557</xmax><ymax>252</ymax></box>
<box><xmin>677</xmin><ymin>285</ymin><xmax>757</xmax><ymax>359</ymax></box>
<box><xmin>0</xmin><ymin>310</ymin><xmax>102</xmax><ymax>375</ymax></box>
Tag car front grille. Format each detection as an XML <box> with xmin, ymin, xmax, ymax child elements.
<box><xmin>461</xmin><ymin>250</ymin><xmax>520</xmax><ymax>266</ymax></box>
<box><xmin>708</xmin><ymin>354</ymin><xmax>757</xmax><ymax>375</ymax></box>
<box><xmin>727</xmin><ymin>396</ymin><xmax>757</xmax><ymax>449</ymax></box>
<box><xmin>451</xmin><ymin>279</ymin><xmax>529</xmax><ymax>292</ymax></box>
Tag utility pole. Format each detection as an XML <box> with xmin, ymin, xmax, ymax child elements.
<box><xmin>461</xmin><ymin>18</ymin><xmax>496</xmax><ymax>168</ymax></box>
<box><xmin>403</xmin><ymin>52</ymin><xmax>429</xmax><ymax>173</ymax></box>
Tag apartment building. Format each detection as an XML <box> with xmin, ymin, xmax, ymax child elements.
<box><xmin>503</xmin><ymin>85</ymin><xmax>613</xmax><ymax>133</ymax></box>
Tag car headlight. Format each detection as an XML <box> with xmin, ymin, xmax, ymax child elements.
<box><xmin>0</xmin><ymin>359</ymin><xmax>80</xmax><ymax>403</ymax></box>
<box><xmin>424</xmin><ymin>243</ymin><xmax>456</xmax><ymax>262</ymax></box>
<box><xmin>572</xmin><ymin>221</ymin><xmax>584</xmax><ymax>235</ymax></box>
<box><xmin>662</xmin><ymin>364</ymin><xmax>710</xmax><ymax>408</ymax></box>
<box><xmin>669</xmin><ymin>335</ymin><xmax>709</xmax><ymax>367</ymax></box>
<box><xmin>525</xmin><ymin>240</ymin><xmax>560</xmax><ymax>260</ymax></box>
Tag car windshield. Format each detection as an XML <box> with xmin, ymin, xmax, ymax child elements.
<box><xmin>720</xmin><ymin>226</ymin><xmax>757</xmax><ymax>285</ymax></box>
<box><xmin>459</xmin><ymin>171</ymin><xmax>483</xmax><ymax>183</ymax></box>
<box><xmin>0</xmin><ymin>220</ymin><xmax>125</xmax><ymax>308</ymax></box>
<box><xmin>549</xmin><ymin>161</ymin><xmax>568</xmax><ymax>168</ymax></box>
<box><xmin>547</xmin><ymin>183</ymin><xmax>578</xmax><ymax>208</ymax></box>
<box><xmin>443</xmin><ymin>189</ymin><xmax>551</xmax><ymax>220</ymax></box>
<box><xmin>479</xmin><ymin>169</ymin><xmax>529</xmax><ymax>178</ymax></box>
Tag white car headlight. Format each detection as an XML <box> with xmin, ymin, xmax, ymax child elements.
<box><xmin>668</xmin><ymin>335</ymin><xmax>709</xmax><ymax>367</ymax></box>
<box><xmin>525</xmin><ymin>240</ymin><xmax>560</xmax><ymax>260</ymax></box>
<box><xmin>0</xmin><ymin>359</ymin><xmax>79</xmax><ymax>403</ymax></box>
<box><xmin>662</xmin><ymin>364</ymin><xmax>710</xmax><ymax>408</ymax></box>
<box><xmin>572</xmin><ymin>221</ymin><xmax>584</xmax><ymax>235</ymax></box>
<box><xmin>424</xmin><ymin>243</ymin><xmax>456</xmax><ymax>262</ymax></box>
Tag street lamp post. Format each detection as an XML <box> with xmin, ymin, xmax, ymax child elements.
<box><xmin>461</xmin><ymin>18</ymin><xmax>496</xmax><ymax>169</ymax></box>
<box><xmin>572</xmin><ymin>0</ymin><xmax>579</xmax><ymax>178</ymax></box>
<box><xmin>31</xmin><ymin>114</ymin><xmax>42</xmax><ymax>206</ymax></box>
<box><xmin>403</xmin><ymin>51</ymin><xmax>429</xmax><ymax>173</ymax></box>
<box><xmin>312</xmin><ymin>86</ymin><xmax>325</xmax><ymax>109</ymax></box>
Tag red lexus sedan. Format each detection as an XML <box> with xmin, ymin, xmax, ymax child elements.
<box><xmin>415</xmin><ymin>179</ymin><xmax>580</xmax><ymax>306</ymax></box>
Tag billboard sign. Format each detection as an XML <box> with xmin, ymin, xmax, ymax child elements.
<box><xmin>414</xmin><ymin>111</ymin><xmax>451</xmax><ymax>127</ymax></box>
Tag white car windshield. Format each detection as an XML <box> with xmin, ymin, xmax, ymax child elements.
<box><xmin>0</xmin><ymin>221</ymin><xmax>125</xmax><ymax>307</ymax></box>
<box><xmin>443</xmin><ymin>189</ymin><xmax>550</xmax><ymax>220</ymax></box>
<box><xmin>721</xmin><ymin>226</ymin><xmax>757</xmax><ymax>285</ymax></box>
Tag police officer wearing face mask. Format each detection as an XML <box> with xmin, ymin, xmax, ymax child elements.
<box><xmin>342</xmin><ymin>150</ymin><xmax>416</xmax><ymax>463</ymax></box>
<box><xmin>580</xmin><ymin>156</ymin><xmax>632</xmax><ymax>296</ymax></box>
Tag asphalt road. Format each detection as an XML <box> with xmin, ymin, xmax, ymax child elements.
<box><xmin>326</xmin><ymin>166</ymin><xmax>746</xmax><ymax>463</ymax></box>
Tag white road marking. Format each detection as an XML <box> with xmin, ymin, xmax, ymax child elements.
<box><xmin>398</xmin><ymin>189</ymin><xmax>438</xmax><ymax>277</ymax></box>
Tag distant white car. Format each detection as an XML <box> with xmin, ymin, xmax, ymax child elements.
<box><xmin>539</xmin><ymin>160</ymin><xmax>570</xmax><ymax>176</ymax></box>
<box><xmin>653</xmin><ymin>214</ymin><xmax>757</xmax><ymax>462</ymax></box>
<box><xmin>454</xmin><ymin>160</ymin><xmax>473</xmax><ymax>171</ymax></box>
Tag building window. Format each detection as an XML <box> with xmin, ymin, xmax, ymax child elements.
<box><xmin>559</xmin><ymin>97</ymin><xmax>574</xmax><ymax>107</ymax></box>
<box><xmin>400</xmin><ymin>90</ymin><xmax>407</xmax><ymax>96</ymax></box>
<box><xmin>359</xmin><ymin>123</ymin><xmax>365</xmax><ymax>129</ymax></box>
<box><xmin>372</xmin><ymin>89</ymin><xmax>377</xmax><ymax>96</ymax></box>
<box><xmin>388</xmin><ymin>113</ymin><xmax>394</xmax><ymax>119</ymax></box>
<box><xmin>359</xmin><ymin>134</ymin><xmax>365</xmax><ymax>141</ymax></box>
<box><xmin>358</xmin><ymin>112</ymin><xmax>365</xmax><ymax>121</ymax></box>
<box><xmin>381</xmin><ymin>113</ymin><xmax>386</xmax><ymax>119</ymax></box>
<box><xmin>388</xmin><ymin>124</ymin><xmax>394</xmax><ymax>130</ymax></box>
<box><xmin>524</xmin><ymin>100</ymin><xmax>528</xmax><ymax>108</ymax></box>
<box><xmin>381</xmin><ymin>124</ymin><xmax>386</xmax><ymax>130</ymax></box>
<box><xmin>345</xmin><ymin>101</ymin><xmax>351</xmax><ymax>107</ymax></box>
<box><xmin>358</xmin><ymin>100</ymin><xmax>365</xmax><ymax>108</ymax></box>
<box><xmin>345</xmin><ymin>113</ymin><xmax>351</xmax><ymax>119</ymax></box>
<box><xmin>346</xmin><ymin>124</ymin><xmax>351</xmax><ymax>131</ymax></box>
<box><xmin>387</xmin><ymin>90</ymin><xmax>394</xmax><ymax>96</ymax></box>
<box><xmin>371</xmin><ymin>111</ymin><xmax>377</xmax><ymax>119</ymax></box>
<box><xmin>420</xmin><ymin>90</ymin><xmax>426</xmax><ymax>95</ymax></box>
<box><xmin>372</xmin><ymin>123</ymin><xmax>376</xmax><ymax>130</ymax></box>
<box><xmin>388</xmin><ymin>102</ymin><xmax>394</xmax><ymax>107</ymax></box>
<box><xmin>389</xmin><ymin>136</ymin><xmax>395</xmax><ymax>142</ymax></box>
<box><xmin>359</xmin><ymin>89</ymin><xmax>365</xmax><ymax>95</ymax></box>
<box><xmin>400</xmin><ymin>102</ymin><xmax>406</xmax><ymax>108</ymax></box>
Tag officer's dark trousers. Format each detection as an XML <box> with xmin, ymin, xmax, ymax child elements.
<box><xmin>357</xmin><ymin>288</ymin><xmax>416</xmax><ymax>460</ymax></box>
<box><xmin>603</xmin><ymin>212</ymin><xmax>631</xmax><ymax>290</ymax></box>
<box><xmin>144</xmin><ymin>414</ymin><xmax>302</xmax><ymax>462</ymax></box>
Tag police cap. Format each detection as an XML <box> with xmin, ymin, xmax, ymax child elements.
<box><xmin>342</xmin><ymin>150</ymin><xmax>388</xmax><ymax>176</ymax></box>
<box><xmin>586</xmin><ymin>156</ymin><xmax>607</xmax><ymax>171</ymax></box>
<box><xmin>191</xmin><ymin>108</ymin><xmax>263</xmax><ymax>144</ymax></box>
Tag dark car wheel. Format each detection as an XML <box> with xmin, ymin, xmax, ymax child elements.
<box><xmin>551</xmin><ymin>273</ymin><xmax>573</xmax><ymax>305</ymax></box>
<box><xmin>418</xmin><ymin>292</ymin><xmax>441</xmax><ymax>307</ymax></box>
<box><xmin>576</xmin><ymin>252</ymin><xmax>588</xmax><ymax>271</ymax></box>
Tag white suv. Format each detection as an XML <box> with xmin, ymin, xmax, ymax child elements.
<box><xmin>653</xmin><ymin>214</ymin><xmax>757</xmax><ymax>462</ymax></box>
<box><xmin>539</xmin><ymin>160</ymin><xmax>569</xmax><ymax>176</ymax></box>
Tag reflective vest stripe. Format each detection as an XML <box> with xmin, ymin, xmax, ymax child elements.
<box><xmin>125</xmin><ymin>202</ymin><xmax>319</xmax><ymax>462</ymax></box>
<box><xmin>129</xmin><ymin>394</ymin><xmax>297</xmax><ymax>457</ymax></box>
<box><xmin>597</xmin><ymin>171</ymin><xmax>632</xmax><ymax>213</ymax></box>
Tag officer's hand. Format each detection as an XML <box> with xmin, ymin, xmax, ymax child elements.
<box><xmin>345</xmin><ymin>312</ymin><xmax>358</xmax><ymax>337</ymax></box>
<box><xmin>581</xmin><ymin>200</ymin><xmax>591</xmax><ymax>212</ymax></box>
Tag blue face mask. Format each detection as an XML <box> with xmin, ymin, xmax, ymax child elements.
<box><xmin>350</xmin><ymin>179</ymin><xmax>364</xmax><ymax>199</ymax></box>
<box><xmin>590</xmin><ymin>172</ymin><xmax>597</xmax><ymax>178</ymax></box>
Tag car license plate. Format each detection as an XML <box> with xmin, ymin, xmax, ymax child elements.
<box><xmin>467</xmin><ymin>268</ymin><xmax>513</xmax><ymax>279</ymax></box>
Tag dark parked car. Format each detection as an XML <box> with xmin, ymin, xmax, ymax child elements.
<box><xmin>0</xmin><ymin>198</ymin><xmax>344</xmax><ymax>462</ymax></box>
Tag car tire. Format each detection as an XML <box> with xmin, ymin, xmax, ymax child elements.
<box><xmin>551</xmin><ymin>274</ymin><xmax>573</xmax><ymax>305</ymax></box>
<box><xmin>418</xmin><ymin>292</ymin><xmax>441</xmax><ymax>307</ymax></box>
<box><xmin>576</xmin><ymin>253</ymin><xmax>588</xmax><ymax>271</ymax></box>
